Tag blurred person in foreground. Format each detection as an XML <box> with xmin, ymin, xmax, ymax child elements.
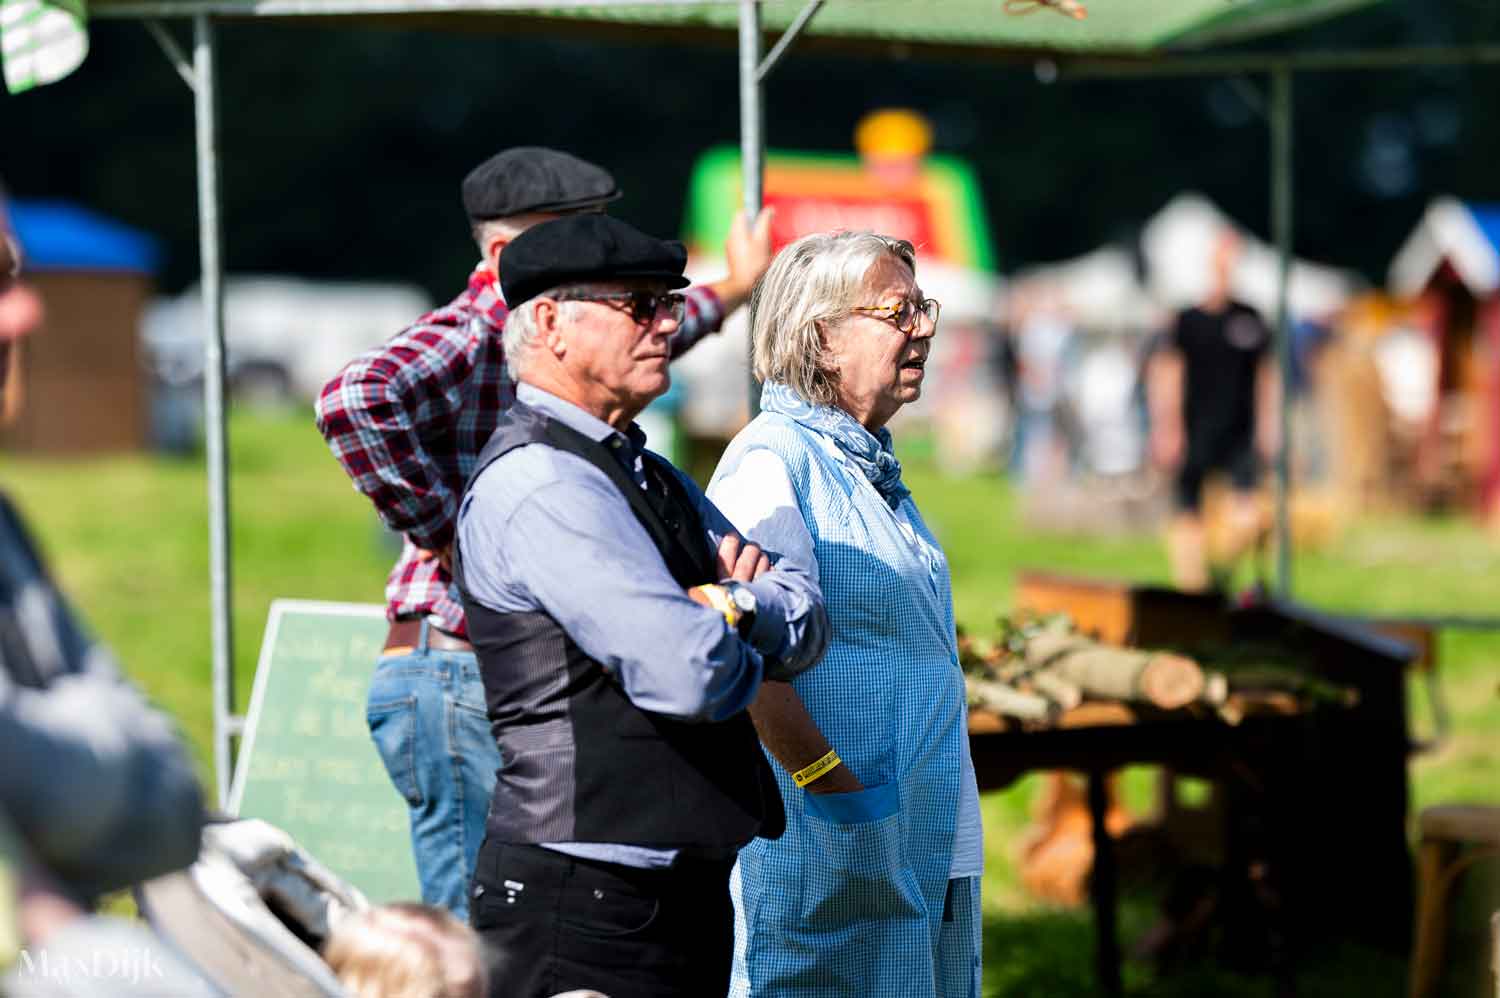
<box><xmin>453</xmin><ymin>214</ymin><xmax>826</xmax><ymax>998</ymax></box>
<box><xmin>707</xmin><ymin>231</ymin><xmax>983</xmax><ymax>997</ymax></box>
<box><xmin>324</xmin><ymin>900</ymin><xmax>613</xmax><ymax>998</ymax></box>
<box><xmin>1147</xmin><ymin>229</ymin><xmax>1280</xmax><ymax>592</ymax></box>
<box><xmin>324</xmin><ymin>901</ymin><xmax>608</xmax><ymax>998</ymax></box>
<box><xmin>323</xmin><ymin>902</ymin><xmax>486</xmax><ymax>998</ymax></box>
<box><xmin>0</xmin><ymin>191</ymin><xmax>211</xmax><ymax>993</ymax></box>
<box><xmin>315</xmin><ymin>147</ymin><xmax>773</xmax><ymax>921</ymax></box>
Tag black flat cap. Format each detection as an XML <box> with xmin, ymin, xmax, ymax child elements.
<box><xmin>462</xmin><ymin>147</ymin><xmax>622</xmax><ymax>221</ymax></box>
<box><xmin>500</xmin><ymin>214</ymin><xmax>689</xmax><ymax>307</ymax></box>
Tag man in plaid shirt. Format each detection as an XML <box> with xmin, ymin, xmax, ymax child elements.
<box><xmin>315</xmin><ymin>147</ymin><xmax>771</xmax><ymax>920</ymax></box>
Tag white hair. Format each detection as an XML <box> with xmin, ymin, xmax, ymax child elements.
<box><xmin>473</xmin><ymin>206</ymin><xmax>607</xmax><ymax>257</ymax></box>
<box><xmin>471</xmin><ymin>213</ymin><xmax>551</xmax><ymax>256</ymax></box>
<box><xmin>503</xmin><ymin>285</ymin><xmax>614</xmax><ymax>380</ymax></box>
<box><xmin>749</xmin><ymin>231</ymin><xmax>916</xmax><ymax>406</ymax></box>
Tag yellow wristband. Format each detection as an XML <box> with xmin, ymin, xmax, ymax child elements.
<box><xmin>696</xmin><ymin>584</ymin><xmax>740</xmax><ymax>630</ymax></box>
<box><xmin>791</xmin><ymin>749</ymin><xmax>842</xmax><ymax>788</ymax></box>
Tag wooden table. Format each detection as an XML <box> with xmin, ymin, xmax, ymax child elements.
<box><xmin>977</xmin><ymin>574</ymin><xmax>1421</xmax><ymax>995</ymax></box>
<box><xmin>970</xmin><ymin>703</ymin><xmax>1309</xmax><ymax>995</ymax></box>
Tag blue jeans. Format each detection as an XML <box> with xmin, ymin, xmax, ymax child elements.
<box><xmin>366</xmin><ymin>626</ymin><xmax>500</xmax><ymax>921</ymax></box>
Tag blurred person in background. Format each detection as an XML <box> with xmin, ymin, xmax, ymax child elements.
<box><xmin>315</xmin><ymin>146</ymin><xmax>773</xmax><ymax>922</ymax></box>
<box><xmin>1009</xmin><ymin>285</ymin><xmax>1078</xmax><ymax>487</ymax></box>
<box><xmin>1147</xmin><ymin>229</ymin><xmax>1280</xmax><ymax>591</ymax></box>
<box><xmin>708</xmin><ymin>231</ymin><xmax>982</xmax><ymax>997</ymax></box>
<box><xmin>0</xmin><ymin>187</ymin><xmax>212</xmax><ymax>994</ymax></box>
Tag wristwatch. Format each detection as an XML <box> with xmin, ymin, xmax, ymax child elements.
<box><xmin>725</xmin><ymin>581</ymin><xmax>758</xmax><ymax>640</ymax></box>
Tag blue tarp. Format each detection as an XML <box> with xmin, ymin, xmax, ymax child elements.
<box><xmin>8</xmin><ymin>199</ymin><xmax>160</xmax><ymax>274</ymax></box>
<box><xmin>1467</xmin><ymin>202</ymin><xmax>1500</xmax><ymax>264</ymax></box>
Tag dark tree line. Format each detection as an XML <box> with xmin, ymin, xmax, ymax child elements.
<box><xmin>1</xmin><ymin>0</ymin><xmax>1497</xmax><ymax>301</ymax></box>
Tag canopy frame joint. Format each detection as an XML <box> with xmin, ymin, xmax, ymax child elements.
<box><xmin>145</xmin><ymin>19</ymin><xmax>196</xmax><ymax>90</ymax></box>
<box><xmin>756</xmin><ymin>0</ymin><xmax>823</xmax><ymax>83</ymax></box>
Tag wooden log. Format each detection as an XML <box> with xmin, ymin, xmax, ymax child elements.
<box><xmin>966</xmin><ymin>676</ymin><xmax>1054</xmax><ymax>721</ymax></box>
<box><xmin>1030</xmin><ymin>670</ymin><xmax>1084</xmax><ymax>712</ymax></box>
<box><xmin>1217</xmin><ymin>690</ymin><xmax>1301</xmax><ymax>725</ymax></box>
<box><xmin>1023</xmin><ymin>629</ymin><xmax>1206</xmax><ymax>710</ymax></box>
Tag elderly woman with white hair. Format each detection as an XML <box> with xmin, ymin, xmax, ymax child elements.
<box><xmin>707</xmin><ymin>231</ymin><xmax>982</xmax><ymax>997</ymax></box>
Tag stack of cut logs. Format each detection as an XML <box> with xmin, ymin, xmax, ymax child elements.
<box><xmin>961</xmin><ymin>615</ymin><xmax>1358</xmax><ymax>727</ymax></box>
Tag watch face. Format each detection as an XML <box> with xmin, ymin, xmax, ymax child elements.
<box><xmin>731</xmin><ymin>586</ymin><xmax>756</xmax><ymax>614</ymax></box>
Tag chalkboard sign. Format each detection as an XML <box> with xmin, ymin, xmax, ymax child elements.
<box><xmin>228</xmin><ymin>600</ymin><xmax>420</xmax><ymax>903</ymax></box>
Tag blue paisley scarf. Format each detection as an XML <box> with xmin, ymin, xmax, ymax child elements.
<box><xmin>759</xmin><ymin>381</ymin><xmax>911</xmax><ymax>510</ymax></box>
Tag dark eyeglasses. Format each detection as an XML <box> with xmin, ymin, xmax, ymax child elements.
<box><xmin>559</xmin><ymin>290</ymin><xmax>686</xmax><ymax>326</ymax></box>
<box><xmin>850</xmin><ymin>297</ymin><xmax>941</xmax><ymax>334</ymax></box>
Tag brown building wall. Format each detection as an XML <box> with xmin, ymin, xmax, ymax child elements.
<box><xmin>2</xmin><ymin>271</ymin><xmax>150</xmax><ymax>455</ymax></box>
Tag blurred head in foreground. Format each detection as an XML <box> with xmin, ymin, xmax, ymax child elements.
<box><xmin>0</xmin><ymin>188</ymin><xmax>43</xmax><ymax>425</ymax></box>
<box><xmin>322</xmin><ymin>902</ymin><xmax>486</xmax><ymax>998</ymax></box>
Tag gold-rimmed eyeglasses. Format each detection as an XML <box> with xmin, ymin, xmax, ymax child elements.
<box><xmin>850</xmin><ymin>297</ymin><xmax>940</xmax><ymax>334</ymax></box>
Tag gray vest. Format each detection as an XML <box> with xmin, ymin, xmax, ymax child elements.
<box><xmin>453</xmin><ymin>401</ymin><xmax>784</xmax><ymax>847</ymax></box>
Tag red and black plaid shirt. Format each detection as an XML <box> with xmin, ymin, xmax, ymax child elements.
<box><xmin>315</xmin><ymin>265</ymin><xmax>723</xmax><ymax>636</ymax></box>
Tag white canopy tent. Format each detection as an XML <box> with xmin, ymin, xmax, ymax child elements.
<box><xmin>1388</xmin><ymin>196</ymin><xmax>1500</xmax><ymax>299</ymax></box>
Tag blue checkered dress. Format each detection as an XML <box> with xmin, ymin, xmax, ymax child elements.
<box><xmin>712</xmin><ymin>410</ymin><xmax>980</xmax><ymax>997</ymax></box>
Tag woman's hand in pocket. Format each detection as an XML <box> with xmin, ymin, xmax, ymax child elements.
<box><xmin>805</xmin><ymin>764</ymin><xmax>863</xmax><ymax>795</ymax></box>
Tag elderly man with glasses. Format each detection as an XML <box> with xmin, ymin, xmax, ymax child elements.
<box><xmin>454</xmin><ymin>213</ymin><xmax>826</xmax><ymax>998</ymax></box>
<box><xmin>315</xmin><ymin>147</ymin><xmax>773</xmax><ymax>921</ymax></box>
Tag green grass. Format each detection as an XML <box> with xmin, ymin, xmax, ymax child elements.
<box><xmin>3</xmin><ymin>408</ymin><xmax>1497</xmax><ymax>996</ymax></box>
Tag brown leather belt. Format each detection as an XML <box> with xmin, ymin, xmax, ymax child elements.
<box><xmin>383</xmin><ymin>617</ymin><xmax>474</xmax><ymax>655</ymax></box>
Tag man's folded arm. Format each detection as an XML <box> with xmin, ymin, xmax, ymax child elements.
<box><xmin>459</xmin><ymin>476</ymin><xmax>765</xmax><ymax>723</ymax></box>
<box><xmin>698</xmin><ymin>449</ymin><xmax>828</xmax><ymax>678</ymax></box>
<box><xmin>683</xmin><ymin>472</ymin><xmax>827</xmax><ymax>678</ymax></box>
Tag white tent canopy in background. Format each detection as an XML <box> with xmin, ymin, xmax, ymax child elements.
<box><xmin>1009</xmin><ymin>246</ymin><xmax>1155</xmax><ymax>334</ymax></box>
<box><xmin>1142</xmin><ymin>193</ymin><xmax>1360</xmax><ymax>321</ymax></box>
<box><xmin>1388</xmin><ymin>196</ymin><xmax>1500</xmax><ymax>298</ymax></box>
<box><xmin>1009</xmin><ymin>192</ymin><xmax>1362</xmax><ymax>332</ymax></box>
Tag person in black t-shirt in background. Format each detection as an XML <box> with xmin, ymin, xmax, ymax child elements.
<box><xmin>1147</xmin><ymin>228</ymin><xmax>1281</xmax><ymax>591</ymax></box>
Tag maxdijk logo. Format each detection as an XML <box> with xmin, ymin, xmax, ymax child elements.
<box><xmin>14</xmin><ymin>946</ymin><xmax>167</xmax><ymax>986</ymax></box>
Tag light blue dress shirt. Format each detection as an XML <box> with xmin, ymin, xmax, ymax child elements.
<box><xmin>456</xmin><ymin>383</ymin><xmax>827</xmax><ymax>867</ymax></box>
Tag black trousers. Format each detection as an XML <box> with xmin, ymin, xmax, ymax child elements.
<box><xmin>1175</xmin><ymin>436</ymin><xmax>1261</xmax><ymax>512</ymax></box>
<box><xmin>470</xmin><ymin>838</ymin><xmax>735</xmax><ymax>998</ymax></box>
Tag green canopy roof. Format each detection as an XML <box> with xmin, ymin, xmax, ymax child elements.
<box><xmin>516</xmin><ymin>0</ymin><xmax>1380</xmax><ymax>56</ymax></box>
<box><xmin>82</xmin><ymin>0</ymin><xmax>1381</xmax><ymax>58</ymax></box>
<box><xmin>0</xmin><ymin>0</ymin><xmax>1379</xmax><ymax>95</ymax></box>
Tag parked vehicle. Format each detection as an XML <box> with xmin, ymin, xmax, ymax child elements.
<box><xmin>141</xmin><ymin>277</ymin><xmax>432</xmax><ymax>450</ymax></box>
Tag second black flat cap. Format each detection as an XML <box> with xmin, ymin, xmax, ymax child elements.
<box><xmin>500</xmin><ymin>214</ymin><xmax>689</xmax><ymax>308</ymax></box>
<box><xmin>462</xmin><ymin>147</ymin><xmax>623</xmax><ymax>221</ymax></box>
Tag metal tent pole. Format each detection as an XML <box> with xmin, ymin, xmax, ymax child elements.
<box><xmin>739</xmin><ymin>0</ymin><xmax>763</xmax><ymax>415</ymax></box>
<box><xmin>194</xmin><ymin>12</ymin><xmax>237</xmax><ymax>809</ymax></box>
<box><xmin>1270</xmin><ymin>64</ymin><xmax>1294</xmax><ymax>598</ymax></box>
